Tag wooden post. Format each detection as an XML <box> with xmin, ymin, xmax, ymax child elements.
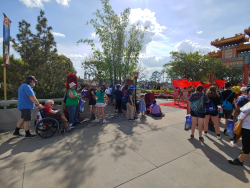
<box><xmin>243</xmin><ymin>63</ymin><xmax>249</xmax><ymax>86</ymax></box>
<box><xmin>3</xmin><ymin>66</ymin><xmax>7</xmax><ymax>100</ymax></box>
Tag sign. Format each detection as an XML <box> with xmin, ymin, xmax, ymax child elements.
<box><xmin>2</xmin><ymin>14</ymin><xmax>11</xmax><ymax>68</ymax></box>
<box><xmin>222</xmin><ymin>60</ymin><xmax>244</xmax><ymax>68</ymax></box>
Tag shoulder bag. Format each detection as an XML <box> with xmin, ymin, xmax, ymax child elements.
<box><xmin>233</xmin><ymin>112</ymin><xmax>250</xmax><ymax>135</ymax></box>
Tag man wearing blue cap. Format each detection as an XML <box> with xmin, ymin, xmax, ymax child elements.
<box><xmin>126</xmin><ymin>85</ymin><xmax>136</xmax><ymax>121</ymax></box>
<box><xmin>13</xmin><ymin>76</ymin><xmax>44</xmax><ymax>138</ymax></box>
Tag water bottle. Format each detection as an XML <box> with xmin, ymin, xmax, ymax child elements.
<box><xmin>185</xmin><ymin>115</ymin><xmax>192</xmax><ymax>130</ymax></box>
<box><xmin>219</xmin><ymin>106</ymin><xmax>223</xmax><ymax>114</ymax></box>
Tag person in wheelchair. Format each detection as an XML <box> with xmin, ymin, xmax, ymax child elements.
<box><xmin>44</xmin><ymin>100</ymin><xmax>73</xmax><ymax>131</ymax></box>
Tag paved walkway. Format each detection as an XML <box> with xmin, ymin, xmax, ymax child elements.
<box><xmin>0</xmin><ymin>99</ymin><xmax>250</xmax><ymax>188</ymax></box>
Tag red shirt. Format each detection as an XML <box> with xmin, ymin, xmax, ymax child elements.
<box><xmin>44</xmin><ymin>105</ymin><xmax>52</xmax><ymax>114</ymax></box>
<box><xmin>123</xmin><ymin>89</ymin><xmax>128</xmax><ymax>96</ymax></box>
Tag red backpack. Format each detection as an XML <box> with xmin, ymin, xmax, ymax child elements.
<box><xmin>86</xmin><ymin>89</ymin><xmax>92</xmax><ymax>99</ymax></box>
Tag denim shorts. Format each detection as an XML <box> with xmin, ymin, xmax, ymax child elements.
<box><xmin>190</xmin><ymin>110</ymin><xmax>205</xmax><ymax>118</ymax></box>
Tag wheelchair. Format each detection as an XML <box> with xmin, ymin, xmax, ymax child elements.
<box><xmin>35</xmin><ymin>109</ymin><xmax>66</xmax><ymax>138</ymax></box>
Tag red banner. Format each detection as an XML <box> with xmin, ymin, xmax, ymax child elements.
<box><xmin>192</xmin><ymin>81</ymin><xmax>202</xmax><ymax>87</ymax></box>
<box><xmin>173</xmin><ymin>80</ymin><xmax>179</xmax><ymax>87</ymax></box>
<box><xmin>203</xmin><ymin>84</ymin><xmax>210</xmax><ymax>89</ymax></box>
<box><xmin>215</xmin><ymin>79</ymin><xmax>225</xmax><ymax>87</ymax></box>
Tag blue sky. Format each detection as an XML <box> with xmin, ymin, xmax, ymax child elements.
<box><xmin>1</xmin><ymin>0</ymin><xmax>250</xmax><ymax>79</ymax></box>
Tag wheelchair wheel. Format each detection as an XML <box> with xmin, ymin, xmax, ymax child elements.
<box><xmin>35</xmin><ymin>117</ymin><xmax>59</xmax><ymax>138</ymax></box>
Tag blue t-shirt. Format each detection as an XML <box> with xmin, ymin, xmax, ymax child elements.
<box><xmin>236</xmin><ymin>95</ymin><xmax>249</xmax><ymax>107</ymax></box>
<box><xmin>17</xmin><ymin>83</ymin><xmax>35</xmax><ymax>110</ymax></box>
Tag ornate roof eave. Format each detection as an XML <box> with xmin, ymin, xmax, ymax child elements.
<box><xmin>238</xmin><ymin>43</ymin><xmax>250</xmax><ymax>52</ymax></box>
<box><xmin>244</xmin><ymin>27</ymin><xmax>250</xmax><ymax>36</ymax></box>
<box><xmin>208</xmin><ymin>51</ymin><xmax>220</xmax><ymax>58</ymax></box>
<box><xmin>211</xmin><ymin>33</ymin><xmax>249</xmax><ymax>47</ymax></box>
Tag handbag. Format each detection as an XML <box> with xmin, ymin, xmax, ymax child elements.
<box><xmin>233</xmin><ymin>112</ymin><xmax>250</xmax><ymax>135</ymax></box>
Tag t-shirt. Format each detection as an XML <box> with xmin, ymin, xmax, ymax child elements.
<box><xmin>127</xmin><ymin>89</ymin><xmax>135</xmax><ymax>104</ymax></box>
<box><xmin>113</xmin><ymin>89</ymin><xmax>123</xmax><ymax>100</ymax></box>
<box><xmin>66</xmin><ymin>88</ymin><xmax>79</xmax><ymax>106</ymax></box>
<box><xmin>151</xmin><ymin>104</ymin><xmax>160</xmax><ymax>114</ymax></box>
<box><xmin>106</xmin><ymin>87</ymin><xmax>112</xmax><ymax>95</ymax></box>
<box><xmin>146</xmin><ymin>85</ymin><xmax>150</xmax><ymax>89</ymax></box>
<box><xmin>17</xmin><ymin>83</ymin><xmax>35</xmax><ymax>110</ymax></box>
<box><xmin>220</xmin><ymin>90</ymin><xmax>236</xmax><ymax>104</ymax></box>
<box><xmin>123</xmin><ymin>89</ymin><xmax>128</xmax><ymax>96</ymax></box>
<box><xmin>188</xmin><ymin>93</ymin><xmax>209</xmax><ymax>113</ymax></box>
<box><xmin>208</xmin><ymin>95</ymin><xmax>221</xmax><ymax>109</ymax></box>
<box><xmin>90</xmin><ymin>88</ymin><xmax>96</xmax><ymax>99</ymax></box>
<box><xmin>96</xmin><ymin>92</ymin><xmax>105</xmax><ymax>103</ymax></box>
<box><xmin>236</xmin><ymin>95</ymin><xmax>249</xmax><ymax>107</ymax></box>
<box><xmin>238</xmin><ymin>103</ymin><xmax>250</xmax><ymax>130</ymax></box>
<box><xmin>44</xmin><ymin>105</ymin><xmax>52</xmax><ymax>114</ymax></box>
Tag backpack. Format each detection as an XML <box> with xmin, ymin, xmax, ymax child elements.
<box><xmin>221</xmin><ymin>91</ymin><xmax>233</xmax><ymax>110</ymax></box>
<box><xmin>206</xmin><ymin>99</ymin><xmax>216</xmax><ymax>113</ymax></box>
<box><xmin>122</xmin><ymin>90</ymin><xmax>129</xmax><ymax>103</ymax></box>
<box><xmin>86</xmin><ymin>89</ymin><xmax>92</xmax><ymax>99</ymax></box>
<box><xmin>190</xmin><ymin>94</ymin><xmax>204</xmax><ymax>111</ymax></box>
<box><xmin>63</xmin><ymin>91</ymin><xmax>68</xmax><ymax>103</ymax></box>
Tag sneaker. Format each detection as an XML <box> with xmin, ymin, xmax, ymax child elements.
<box><xmin>199</xmin><ymin>137</ymin><xmax>204</xmax><ymax>141</ymax></box>
<box><xmin>13</xmin><ymin>132</ymin><xmax>24</xmax><ymax>137</ymax></box>
<box><xmin>95</xmin><ymin>119</ymin><xmax>100</xmax><ymax>123</ymax></box>
<box><xmin>217</xmin><ymin>136</ymin><xmax>222</xmax><ymax>140</ymax></box>
<box><xmin>203</xmin><ymin>132</ymin><xmax>208</xmax><ymax>136</ymax></box>
<box><xmin>230</xmin><ymin>141</ymin><xmax>237</xmax><ymax>147</ymax></box>
<box><xmin>134</xmin><ymin>116</ymin><xmax>138</xmax><ymax>119</ymax></box>
<box><xmin>228</xmin><ymin>158</ymin><xmax>243</xmax><ymax>166</ymax></box>
<box><xmin>224</xmin><ymin>129</ymin><xmax>229</xmax><ymax>136</ymax></box>
<box><xmin>25</xmin><ymin>134</ymin><xmax>37</xmax><ymax>138</ymax></box>
<box><xmin>190</xmin><ymin>135</ymin><xmax>194</xmax><ymax>139</ymax></box>
<box><xmin>103</xmin><ymin>119</ymin><xmax>108</xmax><ymax>124</ymax></box>
<box><xmin>66</xmin><ymin>127</ymin><xmax>71</xmax><ymax>131</ymax></box>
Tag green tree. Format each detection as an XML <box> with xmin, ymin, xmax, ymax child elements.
<box><xmin>164</xmin><ymin>51</ymin><xmax>222</xmax><ymax>82</ymax></box>
<box><xmin>214</xmin><ymin>65</ymin><xmax>242</xmax><ymax>85</ymax></box>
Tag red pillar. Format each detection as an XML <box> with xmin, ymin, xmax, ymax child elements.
<box><xmin>209</xmin><ymin>72</ymin><xmax>214</xmax><ymax>84</ymax></box>
<box><xmin>243</xmin><ymin>63</ymin><xmax>249</xmax><ymax>86</ymax></box>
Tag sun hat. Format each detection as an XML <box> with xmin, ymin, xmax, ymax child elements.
<box><xmin>240</xmin><ymin>87</ymin><xmax>248</xmax><ymax>92</ymax></box>
<box><xmin>69</xmin><ymin>82</ymin><xmax>76</xmax><ymax>88</ymax></box>
<box><xmin>91</xmin><ymin>83</ymin><xmax>97</xmax><ymax>87</ymax></box>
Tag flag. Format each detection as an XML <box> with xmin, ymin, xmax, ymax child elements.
<box><xmin>173</xmin><ymin>80</ymin><xmax>179</xmax><ymax>87</ymax></box>
<box><xmin>192</xmin><ymin>81</ymin><xmax>202</xmax><ymax>87</ymax></box>
<box><xmin>215</xmin><ymin>79</ymin><xmax>225</xmax><ymax>87</ymax></box>
<box><xmin>2</xmin><ymin>14</ymin><xmax>11</xmax><ymax>68</ymax></box>
<box><xmin>177</xmin><ymin>79</ymin><xmax>193</xmax><ymax>88</ymax></box>
<box><xmin>203</xmin><ymin>84</ymin><xmax>210</xmax><ymax>89</ymax></box>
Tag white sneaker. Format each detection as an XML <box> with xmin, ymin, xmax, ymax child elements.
<box><xmin>66</xmin><ymin>127</ymin><xmax>71</xmax><ymax>131</ymax></box>
<box><xmin>103</xmin><ymin>119</ymin><xmax>108</xmax><ymax>124</ymax></box>
<box><xmin>230</xmin><ymin>141</ymin><xmax>237</xmax><ymax>147</ymax></box>
<box><xmin>217</xmin><ymin>136</ymin><xmax>221</xmax><ymax>140</ymax></box>
<box><xmin>69</xmin><ymin>124</ymin><xmax>75</xmax><ymax>129</ymax></box>
<box><xmin>95</xmin><ymin>119</ymin><xmax>100</xmax><ymax>123</ymax></box>
<box><xmin>203</xmin><ymin>132</ymin><xmax>208</xmax><ymax>136</ymax></box>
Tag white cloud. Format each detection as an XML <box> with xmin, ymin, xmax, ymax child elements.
<box><xmin>130</xmin><ymin>8</ymin><xmax>167</xmax><ymax>35</ymax></box>
<box><xmin>19</xmin><ymin>0</ymin><xmax>70</xmax><ymax>8</ymax></box>
<box><xmin>91</xmin><ymin>32</ymin><xmax>96</xmax><ymax>39</ymax></box>
<box><xmin>52</xmin><ymin>32</ymin><xmax>66</xmax><ymax>37</ymax></box>
<box><xmin>197</xmin><ymin>31</ymin><xmax>203</xmax><ymax>34</ymax></box>
<box><xmin>55</xmin><ymin>0</ymin><xmax>70</xmax><ymax>6</ymax></box>
<box><xmin>174</xmin><ymin>39</ymin><xmax>216</xmax><ymax>54</ymax></box>
<box><xmin>140</xmin><ymin>55</ymin><xmax>172</xmax><ymax>68</ymax></box>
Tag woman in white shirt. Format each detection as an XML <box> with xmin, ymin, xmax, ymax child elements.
<box><xmin>228</xmin><ymin>102</ymin><xmax>250</xmax><ymax>166</ymax></box>
<box><xmin>106</xmin><ymin>85</ymin><xmax>113</xmax><ymax>105</ymax></box>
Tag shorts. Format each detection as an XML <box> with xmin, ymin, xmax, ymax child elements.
<box><xmin>106</xmin><ymin>94</ymin><xmax>111</xmax><ymax>98</ymax></box>
<box><xmin>95</xmin><ymin>103</ymin><xmax>105</xmax><ymax>107</ymax></box>
<box><xmin>20</xmin><ymin>109</ymin><xmax>32</xmax><ymax>121</ymax></box>
<box><xmin>206</xmin><ymin>110</ymin><xmax>219</xmax><ymax>117</ymax></box>
<box><xmin>190</xmin><ymin>110</ymin><xmax>205</xmax><ymax>118</ymax></box>
<box><xmin>122</xmin><ymin>102</ymin><xmax>127</xmax><ymax>111</ymax></box>
<box><xmin>242</xmin><ymin>128</ymin><xmax>250</xmax><ymax>154</ymax></box>
<box><xmin>89</xmin><ymin>98</ymin><xmax>96</xmax><ymax>105</ymax></box>
<box><xmin>219</xmin><ymin>109</ymin><xmax>233</xmax><ymax>119</ymax></box>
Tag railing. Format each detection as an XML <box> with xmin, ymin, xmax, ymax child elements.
<box><xmin>0</xmin><ymin>98</ymin><xmax>63</xmax><ymax>109</ymax></box>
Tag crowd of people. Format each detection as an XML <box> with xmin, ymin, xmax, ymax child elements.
<box><xmin>188</xmin><ymin>82</ymin><xmax>250</xmax><ymax>166</ymax></box>
<box><xmin>12</xmin><ymin>75</ymin><xmax>249</xmax><ymax>166</ymax></box>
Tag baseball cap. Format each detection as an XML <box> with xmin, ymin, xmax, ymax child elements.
<box><xmin>26</xmin><ymin>75</ymin><xmax>37</xmax><ymax>82</ymax></box>
<box><xmin>241</xmin><ymin>87</ymin><xmax>248</xmax><ymax>92</ymax></box>
<box><xmin>69</xmin><ymin>82</ymin><xmax>76</xmax><ymax>88</ymax></box>
<box><xmin>129</xmin><ymin>85</ymin><xmax>135</xmax><ymax>90</ymax></box>
<box><xmin>91</xmin><ymin>83</ymin><xmax>97</xmax><ymax>87</ymax></box>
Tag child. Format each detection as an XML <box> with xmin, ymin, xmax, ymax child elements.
<box><xmin>95</xmin><ymin>86</ymin><xmax>108</xmax><ymax>123</ymax></box>
<box><xmin>140</xmin><ymin>95</ymin><xmax>146</xmax><ymax>117</ymax></box>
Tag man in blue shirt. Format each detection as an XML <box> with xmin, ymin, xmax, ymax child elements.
<box><xmin>13</xmin><ymin>76</ymin><xmax>44</xmax><ymax>138</ymax></box>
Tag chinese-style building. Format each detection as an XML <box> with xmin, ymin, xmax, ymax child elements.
<box><xmin>208</xmin><ymin>27</ymin><xmax>250</xmax><ymax>85</ymax></box>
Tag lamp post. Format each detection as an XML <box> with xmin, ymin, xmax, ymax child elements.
<box><xmin>133</xmin><ymin>71</ymin><xmax>139</xmax><ymax>111</ymax></box>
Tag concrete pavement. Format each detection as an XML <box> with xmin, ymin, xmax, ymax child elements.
<box><xmin>0</xmin><ymin>99</ymin><xmax>249</xmax><ymax>188</ymax></box>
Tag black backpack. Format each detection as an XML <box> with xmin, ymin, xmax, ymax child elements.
<box><xmin>63</xmin><ymin>91</ymin><xmax>68</xmax><ymax>103</ymax></box>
